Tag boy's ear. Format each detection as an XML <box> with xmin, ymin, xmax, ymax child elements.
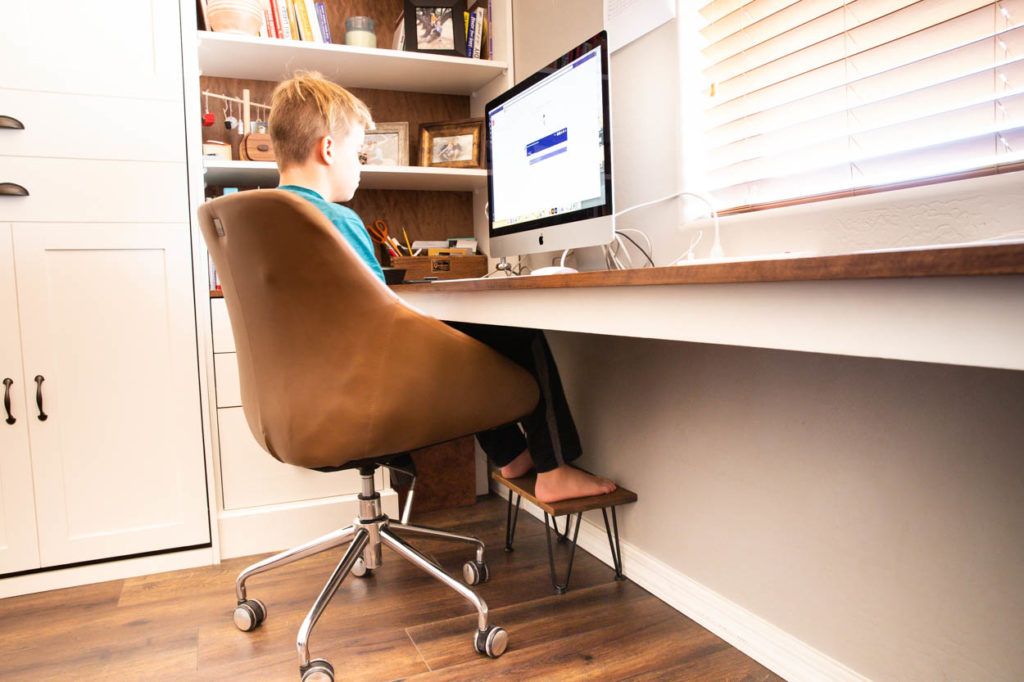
<box><xmin>318</xmin><ymin>134</ymin><xmax>334</xmax><ymax>165</ymax></box>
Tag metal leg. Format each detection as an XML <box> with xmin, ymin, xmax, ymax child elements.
<box><xmin>235</xmin><ymin>524</ymin><xmax>357</xmax><ymax>602</ymax></box>
<box><xmin>389</xmin><ymin>521</ymin><xmax>486</xmax><ymax>563</ymax></box>
<box><xmin>544</xmin><ymin>512</ymin><xmax>582</xmax><ymax>594</ymax></box>
<box><xmin>552</xmin><ymin>515</ymin><xmax>570</xmax><ymax>542</ymax></box>
<box><xmin>504</xmin><ymin>492</ymin><xmax>521</xmax><ymax>552</ymax></box>
<box><xmin>296</xmin><ymin>528</ymin><xmax>371</xmax><ymax>669</ymax></box>
<box><xmin>380</xmin><ymin>527</ymin><xmax>490</xmax><ymax>632</ymax></box>
<box><xmin>602</xmin><ymin>507</ymin><xmax>626</xmax><ymax>581</ymax></box>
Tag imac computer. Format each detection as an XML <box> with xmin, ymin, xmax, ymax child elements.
<box><xmin>485</xmin><ymin>32</ymin><xmax>613</xmax><ymax>265</ymax></box>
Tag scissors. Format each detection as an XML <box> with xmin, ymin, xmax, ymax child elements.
<box><xmin>368</xmin><ymin>219</ymin><xmax>399</xmax><ymax>256</ymax></box>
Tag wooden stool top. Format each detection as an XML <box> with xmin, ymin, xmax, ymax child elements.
<box><xmin>491</xmin><ymin>470</ymin><xmax>638</xmax><ymax>516</ymax></box>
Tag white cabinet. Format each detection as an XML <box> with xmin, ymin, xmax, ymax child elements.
<box><xmin>10</xmin><ymin>224</ymin><xmax>209</xmax><ymax>567</ymax></box>
<box><xmin>0</xmin><ymin>0</ymin><xmax>210</xmax><ymax>582</ymax></box>
<box><xmin>0</xmin><ymin>0</ymin><xmax>183</xmax><ymax>100</ymax></box>
<box><xmin>0</xmin><ymin>226</ymin><xmax>40</xmax><ymax>574</ymax></box>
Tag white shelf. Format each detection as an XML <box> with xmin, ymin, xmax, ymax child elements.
<box><xmin>202</xmin><ymin>159</ymin><xmax>486</xmax><ymax>191</ymax></box>
<box><xmin>196</xmin><ymin>32</ymin><xmax>508</xmax><ymax>95</ymax></box>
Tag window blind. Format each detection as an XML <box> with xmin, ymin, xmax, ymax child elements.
<box><xmin>698</xmin><ymin>0</ymin><xmax>1024</xmax><ymax>213</ymax></box>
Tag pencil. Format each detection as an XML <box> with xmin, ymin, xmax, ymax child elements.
<box><xmin>402</xmin><ymin>228</ymin><xmax>413</xmax><ymax>255</ymax></box>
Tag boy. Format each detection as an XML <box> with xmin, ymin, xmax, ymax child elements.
<box><xmin>268</xmin><ymin>72</ymin><xmax>615</xmax><ymax>502</ymax></box>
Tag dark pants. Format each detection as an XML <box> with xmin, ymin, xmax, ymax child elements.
<box><xmin>446</xmin><ymin>322</ymin><xmax>582</xmax><ymax>474</ymax></box>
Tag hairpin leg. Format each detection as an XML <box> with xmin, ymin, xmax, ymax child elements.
<box><xmin>504</xmin><ymin>491</ymin><xmax>521</xmax><ymax>552</ymax></box>
<box><xmin>544</xmin><ymin>512</ymin><xmax>582</xmax><ymax>594</ymax></box>
<box><xmin>602</xmin><ymin>507</ymin><xmax>626</xmax><ymax>581</ymax></box>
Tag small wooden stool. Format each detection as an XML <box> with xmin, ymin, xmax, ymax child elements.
<box><xmin>491</xmin><ymin>470</ymin><xmax>638</xmax><ymax>594</ymax></box>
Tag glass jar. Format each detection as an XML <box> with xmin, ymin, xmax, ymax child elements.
<box><xmin>344</xmin><ymin>16</ymin><xmax>377</xmax><ymax>48</ymax></box>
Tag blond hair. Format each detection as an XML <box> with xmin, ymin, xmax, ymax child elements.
<box><xmin>268</xmin><ymin>71</ymin><xmax>374</xmax><ymax>169</ymax></box>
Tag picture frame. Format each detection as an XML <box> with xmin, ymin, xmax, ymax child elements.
<box><xmin>418</xmin><ymin>118</ymin><xmax>483</xmax><ymax>168</ymax></box>
<box><xmin>361</xmin><ymin>122</ymin><xmax>409</xmax><ymax>167</ymax></box>
<box><xmin>403</xmin><ymin>0</ymin><xmax>467</xmax><ymax>57</ymax></box>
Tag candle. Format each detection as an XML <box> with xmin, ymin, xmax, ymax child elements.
<box><xmin>345</xmin><ymin>16</ymin><xmax>376</xmax><ymax>48</ymax></box>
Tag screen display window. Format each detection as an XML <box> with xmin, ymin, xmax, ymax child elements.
<box><xmin>488</xmin><ymin>48</ymin><xmax>607</xmax><ymax>232</ymax></box>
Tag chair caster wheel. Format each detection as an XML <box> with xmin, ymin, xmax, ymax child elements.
<box><xmin>350</xmin><ymin>557</ymin><xmax>373</xmax><ymax>578</ymax></box>
<box><xmin>474</xmin><ymin>625</ymin><xmax>508</xmax><ymax>658</ymax></box>
<box><xmin>300</xmin><ymin>658</ymin><xmax>334</xmax><ymax>682</ymax></box>
<box><xmin>462</xmin><ymin>559</ymin><xmax>489</xmax><ymax>585</ymax></box>
<box><xmin>233</xmin><ymin>598</ymin><xmax>266</xmax><ymax>632</ymax></box>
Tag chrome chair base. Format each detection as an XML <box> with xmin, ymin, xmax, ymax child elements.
<box><xmin>231</xmin><ymin>468</ymin><xmax>507</xmax><ymax>681</ymax></box>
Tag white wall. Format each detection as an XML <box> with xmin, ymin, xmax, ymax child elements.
<box><xmin>511</xmin><ymin>2</ymin><xmax>1024</xmax><ymax>680</ymax></box>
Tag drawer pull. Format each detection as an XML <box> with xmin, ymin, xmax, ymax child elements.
<box><xmin>34</xmin><ymin>375</ymin><xmax>48</xmax><ymax>421</ymax></box>
<box><xmin>3</xmin><ymin>378</ymin><xmax>14</xmax><ymax>425</ymax></box>
<box><xmin>0</xmin><ymin>182</ymin><xmax>29</xmax><ymax>197</ymax></box>
<box><xmin>0</xmin><ymin>115</ymin><xmax>24</xmax><ymax>129</ymax></box>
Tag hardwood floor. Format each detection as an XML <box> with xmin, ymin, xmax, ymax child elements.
<box><xmin>0</xmin><ymin>496</ymin><xmax>785</xmax><ymax>681</ymax></box>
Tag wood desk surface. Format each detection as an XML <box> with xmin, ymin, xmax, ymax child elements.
<box><xmin>393</xmin><ymin>243</ymin><xmax>1024</xmax><ymax>292</ymax></box>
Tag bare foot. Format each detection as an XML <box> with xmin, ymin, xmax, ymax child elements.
<box><xmin>534</xmin><ymin>465</ymin><xmax>616</xmax><ymax>503</ymax></box>
<box><xmin>500</xmin><ymin>449</ymin><xmax>534</xmax><ymax>479</ymax></box>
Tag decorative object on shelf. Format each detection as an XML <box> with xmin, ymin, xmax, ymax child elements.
<box><xmin>361</xmin><ymin>122</ymin><xmax>409</xmax><ymax>166</ymax></box>
<box><xmin>203</xmin><ymin>140</ymin><xmax>234</xmax><ymax>161</ymax></box>
<box><xmin>240</xmin><ymin>133</ymin><xmax>274</xmax><ymax>161</ymax></box>
<box><xmin>418</xmin><ymin>118</ymin><xmax>483</xmax><ymax>168</ymax></box>
<box><xmin>344</xmin><ymin>15</ymin><xmax>377</xmax><ymax>47</ymax></box>
<box><xmin>392</xmin><ymin>12</ymin><xmax>406</xmax><ymax>49</ymax></box>
<box><xmin>403</xmin><ymin>0</ymin><xmax>467</xmax><ymax>57</ymax></box>
<box><xmin>206</xmin><ymin>0</ymin><xmax>263</xmax><ymax>35</ymax></box>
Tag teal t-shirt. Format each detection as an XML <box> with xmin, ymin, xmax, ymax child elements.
<box><xmin>279</xmin><ymin>185</ymin><xmax>385</xmax><ymax>285</ymax></box>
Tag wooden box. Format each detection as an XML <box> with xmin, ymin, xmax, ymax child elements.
<box><xmin>239</xmin><ymin>133</ymin><xmax>274</xmax><ymax>161</ymax></box>
<box><xmin>391</xmin><ymin>254</ymin><xmax>487</xmax><ymax>280</ymax></box>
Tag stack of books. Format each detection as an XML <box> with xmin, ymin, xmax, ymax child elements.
<box><xmin>257</xmin><ymin>0</ymin><xmax>333</xmax><ymax>43</ymax></box>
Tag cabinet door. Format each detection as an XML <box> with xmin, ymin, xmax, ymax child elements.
<box><xmin>13</xmin><ymin>223</ymin><xmax>210</xmax><ymax>567</ymax></box>
<box><xmin>0</xmin><ymin>0</ymin><xmax>183</xmax><ymax>100</ymax></box>
<box><xmin>0</xmin><ymin>225</ymin><xmax>40</xmax><ymax>574</ymax></box>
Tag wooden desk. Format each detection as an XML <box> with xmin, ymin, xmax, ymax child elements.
<box><xmin>394</xmin><ymin>244</ymin><xmax>1024</xmax><ymax>371</ymax></box>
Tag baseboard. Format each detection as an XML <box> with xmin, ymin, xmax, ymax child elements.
<box><xmin>0</xmin><ymin>547</ymin><xmax>216</xmax><ymax>599</ymax></box>
<box><xmin>217</xmin><ymin>491</ymin><xmax>400</xmax><ymax>559</ymax></box>
<box><xmin>491</xmin><ymin>485</ymin><xmax>870</xmax><ymax>682</ymax></box>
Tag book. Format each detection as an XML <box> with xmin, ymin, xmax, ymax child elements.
<box><xmin>471</xmin><ymin>7</ymin><xmax>485</xmax><ymax>58</ymax></box>
<box><xmin>315</xmin><ymin>2</ymin><xmax>332</xmax><ymax>43</ymax></box>
<box><xmin>466</xmin><ymin>10</ymin><xmax>478</xmax><ymax>58</ymax></box>
<box><xmin>287</xmin><ymin>0</ymin><xmax>298</xmax><ymax>39</ymax></box>
<box><xmin>391</xmin><ymin>12</ymin><xmax>404</xmax><ymax>49</ymax></box>
<box><xmin>302</xmin><ymin>0</ymin><xmax>323</xmax><ymax>42</ymax></box>
<box><xmin>268</xmin><ymin>0</ymin><xmax>283</xmax><ymax>38</ymax></box>
<box><xmin>276</xmin><ymin>0</ymin><xmax>292</xmax><ymax>39</ymax></box>
<box><xmin>294</xmin><ymin>0</ymin><xmax>315</xmax><ymax>41</ymax></box>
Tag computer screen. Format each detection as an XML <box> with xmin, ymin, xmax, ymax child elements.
<box><xmin>485</xmin><ymin>31</ymin><xmax>613</xmax><ymax>259</ymax></box>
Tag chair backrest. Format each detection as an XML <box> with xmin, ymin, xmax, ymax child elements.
<box><xmin>198</xmin><ymin>189</ymin><xmax>538</xmax><ymax>469</ymax></box>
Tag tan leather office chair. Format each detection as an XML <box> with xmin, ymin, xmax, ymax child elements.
<box><xmin>198</xmin><ymin>190</ymin><xmax>538</xmax><ymax>682</ymax></box>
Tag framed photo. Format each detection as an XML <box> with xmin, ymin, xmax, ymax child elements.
<box><xmin>360</xmin><ymin>122</ymin><xmax>409</xmax><ymax>167</ymax></box>
<box><xmin>419</xmin><ymin>119</ymin><xmax>483</xmax><ymax>168</ymax></box>
<box><xmin>403</xmin><ymin>0</ymin><xmax>467</xmax><ymax>56</ymax></box>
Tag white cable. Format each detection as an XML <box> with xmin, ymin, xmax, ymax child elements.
<box><xmin>559</xmin><ymin>248</ymin><xmax>572</xmax><ymax>267</ymax></box>
<box><xmin>615</xmin><ymin>234</ymin><xmax>634</xmax><ymax>267</ymax></box>
<box><xmin>614</xmin><ymin>190</ymin><xmax>721</xmax><ymax>262</ymax></box>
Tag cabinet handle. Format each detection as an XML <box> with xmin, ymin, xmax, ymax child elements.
<box><xmin>3</xmin><ymin>378</ymin><xmax>14</xmax><ymax>425</ymax></box>
<box><xmin>0</xmin><ymin>115</ymin><xmax>24</xmax><ymax>129</ymax></box>
<box><xmin>34</xmin><ymin>375</ymin><xmax>48</xmax><ymax>421</ymax></box>
<box><xmin>0</xmin><ymin>182</ymin><xmax>30</xmax><ymax>197</ymax></box>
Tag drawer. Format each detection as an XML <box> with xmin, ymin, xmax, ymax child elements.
<box><xmin>211</xmin><ymin>298</ymin><xmax>235</xmax><ymax>353</ymax></box>
<box><xmin>0</xmin><ymin>89</ymin><xmax>185</xmax><ymax>162</ymax></box>
<box><xmin>217</xmin><ymin>407</ymin><xmax>362</xmax><ymax>510</ymax></box>
<box><xmin>0</xmin><ymin>156</ymin><xmax>188</xmax><ymax>223</ymax></box>
<box><xmin>214</xmin><ymin>353</ymin><xmax>241</xmax><ymax>407</ymax></box>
